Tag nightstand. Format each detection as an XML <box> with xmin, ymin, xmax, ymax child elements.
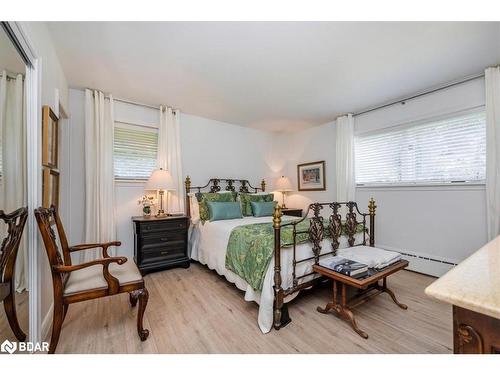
<box><xmin>281</xmin><ymin>208</ymin><xmax>303</xmax><ymax>217</ymax></box>
<box><xmin>132</xmin><ymin>215</ymin><xmax>190</xmax><ymax>274</ymax></box>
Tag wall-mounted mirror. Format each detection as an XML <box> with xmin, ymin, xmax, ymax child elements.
<box><xmin>0</xmin><ymin>25</ymin><xmax>29</xmax><ymax>343</ymax></box>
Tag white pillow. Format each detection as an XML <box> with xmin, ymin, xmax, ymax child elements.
<box><xmin>188</xmin><ymin>193</ymin><xmax>200</xmax><ymax>224</ymax></box>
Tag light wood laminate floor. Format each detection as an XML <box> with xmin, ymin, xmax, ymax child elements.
<box><xmin>53</xmin><ymin>263</ymin><xmax>452</xmax><ymax>354</ymax></box>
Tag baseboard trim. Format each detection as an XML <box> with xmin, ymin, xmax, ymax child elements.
<box><xmin>41</xmin><ymin>302</ymin><xmax>53</xmax><ymax>342</ymax></box>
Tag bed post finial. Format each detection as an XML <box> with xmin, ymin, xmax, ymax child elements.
<box><xmin>368</xmin><ymin>197</ymin><xmax>376</xmax><ymax>215</ymax></box>
<box><xmin>368</xmin><ymin>198</ymin><xmax>376</xmax><ymax>247</ymax></box>
<box><xmin>185</xmin><ymin>176</ymin><xmax>191</xmax><ymax>192</ymax></box>
<box><xmin>273</xmin><ymin>204</ymin><xmax>282</xmax><ymax>229</ymax></box>
<box><xmin>261</xmin><ymin>179</ymin><xmax>266</xmax><ymax>192</ymax></box>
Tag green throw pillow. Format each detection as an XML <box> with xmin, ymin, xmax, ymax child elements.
<box><xmin>239</xmin><ymin>193</ymin><xmax>274</xmax><ymax>216</ymax></box>
<box><xmin>250</xmin><ymin>201</ymin><xmax>277</xmax><ymax>217</ymax></box>
<box><xmin>198</xmin><ymin>192</ymin><xmax>237</xmax><ymax>223</ymax></box>
<box><xmin>207</xmin><ymin>201</ymin><xmax>243</xmax><ymax>221</ymax></box>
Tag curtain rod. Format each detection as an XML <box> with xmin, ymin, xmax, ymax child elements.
<box><xmin>113</xmin><ymin>96</ymin><xmax>160</xmax><ymax>111</ymax></box>
<box><xmin>83</xmin><ymin>87</ymin><xmax>175</xmax><ymax>111</ymax></box>
<box><xmin>353</xmin><ymin>72</ymin><xmax>485</xmax><ymax>117</ymax></box>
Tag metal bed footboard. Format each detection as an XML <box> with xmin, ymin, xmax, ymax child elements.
<box><xmin>272</xmin><ymin>199</ymin><xmax>377</xmax><ymax>330</ymax></box>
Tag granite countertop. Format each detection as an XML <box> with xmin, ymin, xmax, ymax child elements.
<box><xmin>425</xmin><ymin>235</ymin><xmax>500</xmax><ymax>320</ymax></box>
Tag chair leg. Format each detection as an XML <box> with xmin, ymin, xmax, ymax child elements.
<box><xmin>137</xmin><ymin>288</ymin><xmax>149</xmax><ymax>341</ymax></box>
<box><xmin>129</xmin><ymin>291</ymin><xmax>139</xmax><ymax>307</ymax></box>
<box><xmin>3</xmin><ymin>289</ymin><xmax>27</xmax><ymax>342</ymax></box>
<box><xmin>49</xmin><ymin>302</ymin><xmax>64</xmax><ymax>354</ymax></box>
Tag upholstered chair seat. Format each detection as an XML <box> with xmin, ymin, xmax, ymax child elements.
<box><xmin>64</xmin><ymin>259</ymin><xmax>143</xmax><ymax>295</ymax></box>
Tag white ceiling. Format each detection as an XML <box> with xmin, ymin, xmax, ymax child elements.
<box><xmin>47</xmin><ymin>22</ymin><xmax>500</xmax><ymax>132</ymax></box>
<box><xmin>0</xmin><ymin>28</ymin><xmax>25</xmax><ymax>75</ymax></box>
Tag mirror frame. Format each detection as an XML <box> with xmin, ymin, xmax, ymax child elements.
<box><xmin>1</xmin><ymin>21</ymin><xmax>41</xmax><ymax>346</ymax></box>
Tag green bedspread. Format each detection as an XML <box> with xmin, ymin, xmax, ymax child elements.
<box><xmin>225</xmin><ymin>218</ymin><xmax>365</xmax><ymax>291</ymax></box>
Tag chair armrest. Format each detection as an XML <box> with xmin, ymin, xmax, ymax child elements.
<box><xmin>69</xmin><ymin>241</ymin><xmax>122</xmax><ymax>258</ymax></box>
<box><xmin>52</xmin><ymin>256</ymin><xmax>127</xmax><ymax>273</ymax></box>
<box><xmin>53</xmin><ymin>256</ymin><xmax>128</xmax><ymax>294</ymax></box>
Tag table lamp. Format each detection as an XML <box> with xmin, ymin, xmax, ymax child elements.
<box><xmin>275</xmin><ymin>176</ymin><xmax>293</xmax><ymax>209</ymax></box>
<box><xmin>145</xmin><ymin>168</ymin><xmax>175</xmax><ymax>217</ymax></box>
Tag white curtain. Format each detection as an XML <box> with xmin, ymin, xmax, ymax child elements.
<box><xmin>83</xmin><ymin>89</ymin><xmax>116</xmax><ymax>262</ymax></box>
<box><xmin>158</xmin><ymin>106</ymin><xmax>184</xmax><ymax>214</ymax></box>
<box><xmin>0</xmin><ymin>71</ymin><xmax>27</xmax><ymax>291</ymax></box>
<box><xmin>485</xmin><ymin>66</ymin><xmax>500</xmax><ymax>241</ymax></box>
<box><xmin>335</xmin><ymin>114</ymin><xmax>355</xmax><ymax>203</ymax></box>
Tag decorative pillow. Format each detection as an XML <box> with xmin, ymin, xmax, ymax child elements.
<box><xmin>207</xmin><ymin>201</ymin><xmax>243</xmax><ymax>221</ymax></box>
<box><xmin>198</xmin><ymin>192</ymin><xmax>237</xmax><ymax>223</ymax></box>
<box><xmin>250</xmin><ymin>201</ymin><xmax>277</xmax><ymax>217</ymax></box>
<box><xmin>239</xmin><ymin>193</ymin><xmax>274</xmax><ymax>216</ymax></box>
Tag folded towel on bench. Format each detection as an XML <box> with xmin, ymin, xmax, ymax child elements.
<box><xmin>337</xmin><ymin>245</ymin><xmax>402</xmax><ymax>270</ymax></box>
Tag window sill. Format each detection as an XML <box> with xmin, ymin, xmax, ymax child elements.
<box><xmin>356</xmin><ymin>181</ymin><xmax>485</xmax><ymax>192</ymax></box>
<box><xmin>115</xmin><ymin>179</ymin><xmax>147</xmax><ymax>187</ymax></box>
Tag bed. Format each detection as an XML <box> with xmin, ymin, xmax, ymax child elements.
<box><xmin>185</xmin><ymin>177</ymin><xmax>376</xmax><ymax>333</ymax></box>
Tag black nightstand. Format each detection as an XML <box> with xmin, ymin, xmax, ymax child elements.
<box><xmin>281</xmin><ymin>208</ymin><xmax>303</xmax><ymax>217</ymax></box>
<box><xmin>132</xmin><ymin>215</ymin><xmax>190</xmax><ymax>274</ymax></box>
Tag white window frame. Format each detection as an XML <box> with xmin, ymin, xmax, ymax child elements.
<box><xmin>355</xmin><ymin>106</ymin><xmax>487</xmax><ymax>189</ymax></box>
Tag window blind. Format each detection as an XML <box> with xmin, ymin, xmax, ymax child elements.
<box><xmin>355</xmin><ymin>110</ymin><xmax>486</xmax><ymax>185</ymax></box>
<box><xmin>113</xmin><ymin>122</ymin><xmax>158</xmax><ymax>180</ymax></box>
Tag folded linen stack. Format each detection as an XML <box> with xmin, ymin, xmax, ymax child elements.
<box><xmin>336</xmin><ymin>245</ymin><xmax>402</xmax><ymax>270</ymax></box>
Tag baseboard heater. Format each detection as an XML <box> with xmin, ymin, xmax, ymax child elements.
<box><xmin>399</xmin><ymin>251</ymin><xmax>457</xmax><ymax>266</ymax></box>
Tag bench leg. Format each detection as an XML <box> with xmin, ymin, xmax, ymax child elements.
<box><xmin>379</xmin><ymin>277</ymin><xmax>408</xmax><ymax>310</ymax></box>
<box><xmin>317</xmin><ymin>281</ymin><xmax>368</xmax><ymax>339</ymax></box>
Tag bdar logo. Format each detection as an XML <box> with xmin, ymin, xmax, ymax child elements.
<box><xmin>1</xmin><ymin>339</ymin><xmax>17</xmax><ymax>354</ymax></box>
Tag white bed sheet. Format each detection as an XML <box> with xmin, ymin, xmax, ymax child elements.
<box><xmin>189</xmin><ymin>215</ymin><xmax>364</xmax><ymax>333</ymax></box>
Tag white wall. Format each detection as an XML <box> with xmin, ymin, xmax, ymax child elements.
<box><xmin>65</xmin><ymin>90</ymin><xmax>280</xmax><ymax>259</ymax></box>
<box><xmin>20</xmin><ymin>22</ymin><xmax>68</xmax><ymax>111</ymax></box>
<box><xmin>277</xmin><ymin>120</ymin><xmax>337</xmax><ymax>209</ymax></box>
<box><xmin>278</xmin><ymin>78</ymin><xmax>488</xmax><ymax>276</ymax></box>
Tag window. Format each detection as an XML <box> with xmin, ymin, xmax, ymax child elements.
<box><xmin>113</xmin><ymin>122</ymin><xmax>158</xmax><ymax>180</ymax></box>
<box><xmin>355</xmin><ymin>110</ymin><xmax>486</xmax><ymax>185</ymax></box>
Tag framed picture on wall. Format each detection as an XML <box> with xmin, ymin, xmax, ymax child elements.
<box><xmin>42</xmin><ymin>167</ymin><xmax>60</xmax><ymax>211</ymax></box>
<box><xmin>42</xmin><ymin>105</ymin><xmax>59</xmax><ymax>168</ymax></box>
<box><xmin>297</xmin><ymin>161</ymin><xmax>326</xmax><ymax>191</ymax></box>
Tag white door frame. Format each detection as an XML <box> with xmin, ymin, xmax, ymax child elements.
<box><xmin>1</xmin><ymin>21</ymin><xmax>42</xmax><ymax>345</ymax></box>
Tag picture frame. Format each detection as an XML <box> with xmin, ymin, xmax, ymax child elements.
<box><xmin>42</xmin><ymin>105</ymin><xmax>59</xmax><ymax>168</ymax></box>
<box><xmin>297</xmin><ymin>161</ymin><xmax>326</xmax><ymax>191</ymax></box>
<box><xmin>42</xmin><ymin>167</ymin><xmax>60</xmax><ymax>211</ymax></box>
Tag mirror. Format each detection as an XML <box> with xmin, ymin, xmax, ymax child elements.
<box><xmin>0</xmin><ymin>25</ymin><xmax>29</xmax><ymax>343</ymax></box>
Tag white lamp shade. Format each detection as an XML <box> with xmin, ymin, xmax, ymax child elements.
<box><xmin>275</xmin><ymin>176</ymin><xmax>292</xmax><ymax>192</ymax></box>
<box><xmin>145</xmin><ymin>168</ymin><xmax>176</xmax><ymax>191</ymax></box>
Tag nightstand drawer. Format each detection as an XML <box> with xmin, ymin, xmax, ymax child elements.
<box><xmin>139</xmin><ymin>219</ymin><xmax>188</xmax><ymax>235</ymax></box>
<box><xmin>142</xmin><ymin>232</ymin><xmax>186</xmax><ymax>247</ymax></box>
<box><xmin>141</xmin><ymin>244</ymin><xmax>186</xmax><ymax>264</ymax></box>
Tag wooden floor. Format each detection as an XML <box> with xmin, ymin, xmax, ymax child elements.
<box><xmin>0</xmin><ymin>291</ymin><xmax>29</xmax><ymax>342</ymax></box>
<box><xmin>53</xmin><ymin>263</ymin><xmax>452</xmax><ymax>354</ymax></box>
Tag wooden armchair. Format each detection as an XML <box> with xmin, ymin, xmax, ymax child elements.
<box><xmin>0</xmin><ymin>207</ymin><xmax>28</xmax><ymax>342</ymax></box>
<box><xmin>35</xmin><ymin>206</ymin><xmax>149</xmax><ymax>354</ymax></box>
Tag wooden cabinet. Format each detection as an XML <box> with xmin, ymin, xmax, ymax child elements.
<box><xmin>281</xmin><ymin>208</ymin><xmax>303</xmax><ymax>217</ymax></box>
<box><xmin>453</xmin><ymin>305</ymin><xmax>500</xmax><ymax>354</ymax></box>
<box><xmin>132</xmin><ymin>216</ymin><xmax>190</xmax><ymax>274</ymax></box>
